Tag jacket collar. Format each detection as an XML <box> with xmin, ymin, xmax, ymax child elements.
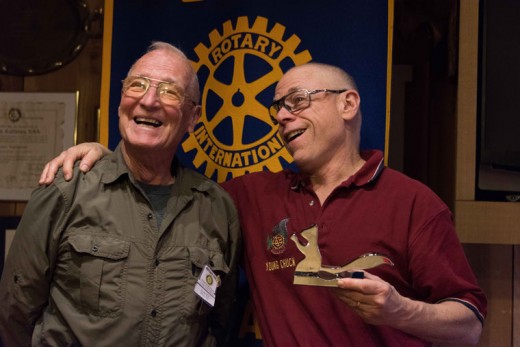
<box><xmin>98</xmin><ymin>142</ymin><xmax>213</xmax><ymax>194</ymax></box>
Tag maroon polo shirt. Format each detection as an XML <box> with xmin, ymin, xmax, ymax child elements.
<box><xmin>222</xmin><ymin>150</ymin><xmax>486</xmax><ymax>347</ymax></box>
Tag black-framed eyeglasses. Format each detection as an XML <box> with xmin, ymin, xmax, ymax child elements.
<box><xmin>268</xmin><ymin>88</ymin><xmax>348</xmax><ymax>125</ymax></box>
<box><xmin>122</xmin><ymin>76</ymin><xmax>197</xmax><ymax>106</ymax></box>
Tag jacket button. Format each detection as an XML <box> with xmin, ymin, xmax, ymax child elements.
<box><xmin>151</xmin><ymin>309</ymin><xmax>157</xmax><ymax>317</ymax></box>
<box><xmin>147</xmin><ymin>213</ymin><xmax>153</xmax><ymax>220</ymax></box>
<box><xmin>155</xmin><ymin>259</ymin><xmax>160</xmax><ymax>266</ymax></box>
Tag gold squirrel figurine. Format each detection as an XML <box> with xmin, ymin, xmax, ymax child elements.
<box><xmin>290</xmin><ymin>224</ymin><xmax>394</xmax><ymax>287</ymax></box>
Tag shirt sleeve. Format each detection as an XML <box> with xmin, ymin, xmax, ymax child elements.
<box><xmin>407</xmin><ymin>207</ymin><xmax>487</xmax><ymax>322</ymax></box>
<box><xmin>0</xmin><ymin>184</ymin><xmax>67</xmax><ymax>347</ymax></box>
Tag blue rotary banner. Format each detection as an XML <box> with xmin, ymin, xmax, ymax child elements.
<box><xmin>102</xmin><ymin>0</ymin><xmax>391</xmax><ymax>182</ymax></box>
<box><xmin>101</xmin><ymin>1</ymin><xmax>392</xmax><ymax>344</ymax></box>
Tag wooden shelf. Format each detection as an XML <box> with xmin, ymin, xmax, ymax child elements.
<box><xmin>456</xmin><ymin>201</ymin><xmax>520</xmax><ymax>244</ymax></box>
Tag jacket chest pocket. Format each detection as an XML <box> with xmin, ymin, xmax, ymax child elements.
<box><xmin>189</xmin><ymin>246</ymin><xmax>230</xmax><ymax>279</ymax></box>
<box><xmin>68</xmin><ymin>234</ymin><xmax>130</xmax><ymax>317</ymax></box>
<box><xmin>184</xmin><ymin>246</ymin><xmax>230</xmax><ymax>318</ymax></box>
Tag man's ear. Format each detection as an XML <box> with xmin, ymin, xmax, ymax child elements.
<box><xmin>187</xmin><ymin>105</ymin><xmax>202</xmax><ymax>132</ymax></box>
<box><xmin>340</xmin><ymin>90</ymin><xmax>361</xmax><ymax>121</ymax></box>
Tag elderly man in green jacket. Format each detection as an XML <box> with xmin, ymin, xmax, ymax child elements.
<box><xmin>0</xmin><ymin>42</ymin><xmax>241</xmax><ymax>347</ymax></box>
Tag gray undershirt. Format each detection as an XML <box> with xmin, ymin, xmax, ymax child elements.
<box><xmin>138</xmin><ymin>182</ymin><xmax>173</xmax><ymax>229</ymax></box>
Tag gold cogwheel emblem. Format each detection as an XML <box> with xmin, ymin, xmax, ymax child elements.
<box><xmin>182</xmin><ymin>16</ymin><xmax>312</xmax><ymax>182</ymax></box>
<box><xmin>271</xmin><ymin>234</ymin><xmax>285</xmax><ymax>250</ymax></box>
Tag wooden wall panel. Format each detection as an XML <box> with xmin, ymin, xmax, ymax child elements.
<box><xmin>23</xmin><ymin>37</ymin><xmax>103</xmax><ymax>144</ymax></box>
<box><xmin>436</xmin><ymin>244</ymin><xmax>513</xmax><ymax>347</ymax></box>
<box><xmin>0</xmin><ymin>75</ymin><xmax>23</xmax><ymax>91</ymax></box>
<box><xmin>456</xmin><ymin>0</ymin><xmax>478</xmax><ymax>202</ymax></box>
<box><xmin>0</xmin><ymin>203</ymin><xmax>15</xmax><ymax>216</ymax></box>
<box><xmin>0</xmin><ymin>0</ymin><xmax>103</xmax><ymax>210</ymax></box>
<box><xmin>514</xmin><ymin>246</ymin><xmax>519</xmax><ymax>347</ymax></box>
<box><xmin>466</xmin><ymin>244</ymin><xmax>513</xmax><ymax>347</ymax></box>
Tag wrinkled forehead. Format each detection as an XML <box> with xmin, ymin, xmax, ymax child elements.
<box><xmin>274</xmin><ymin>65</ymin><xmax>329</xmax><ymax>98</ymax></box>
<box><xmin>129</xmin><ymin>50</ymin><xmax>192</xmax><ymax>85</ymax></box>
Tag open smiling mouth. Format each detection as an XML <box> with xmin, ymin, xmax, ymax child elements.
<box><xmin>134</xmin><ymin>117</ymin><xmax>162</xmax><ymax>128</ymax></box>
<box><xmin>285</xmin><ymin>129</ymin><xmax>305</xmax><ymax>143</ymax></box>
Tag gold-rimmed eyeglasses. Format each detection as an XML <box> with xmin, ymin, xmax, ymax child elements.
<box><xmin>268</xmin><ymin>88</ymin><xmax>348</xmax><ymax>125</ymax></box>
<box><xmin>122</xmin><ymin>76</ymin><xmax>197</xmax><ymax>106</ymax></box>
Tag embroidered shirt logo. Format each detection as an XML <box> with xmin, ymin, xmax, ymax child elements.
<box><xmin>267</xmin><ymin>218</ymin><xmax>289</xmax><ymax>255</ymax></box>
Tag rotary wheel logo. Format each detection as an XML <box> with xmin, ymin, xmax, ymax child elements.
<box><xmin>270</xmin><ymin>234</ymin><xmax>285</xmax><ymax>253</ymax></box>
<box><xmin>182</xmin><ymin>16</ymin><xmax>312</xmax><ymax>182</ymax></box>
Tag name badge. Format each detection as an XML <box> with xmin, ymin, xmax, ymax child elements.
<box><xmin>194</xmin><ymin>265</ymin><xmax>220</xmax><ymax>307</ymax></box>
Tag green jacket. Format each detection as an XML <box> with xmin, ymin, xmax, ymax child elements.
<box><xmin>0</xmin><ymin>145</ymin><xmax>241</xmax><ymax>347</ymax></box>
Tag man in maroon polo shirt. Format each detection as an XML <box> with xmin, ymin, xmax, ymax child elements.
<box><xmin>38</xmin><ymin>62</ymin><xmax>486</xmax><ymax>346</ymax></box>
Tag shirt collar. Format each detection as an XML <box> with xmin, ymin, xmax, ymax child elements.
<box><xmin>100</xmin><ymin>143</ymin><xmax>180</xmax><ymax>184</ymax></box>
<box><xmin>99</xmin><ymin>142</ymin><xmax>213</xmax><ymax>194</ymax></box>
<box><xmin>289</xmin><ymin>150</ymin><xmax>385</xmax><ymax>191</ymax></box>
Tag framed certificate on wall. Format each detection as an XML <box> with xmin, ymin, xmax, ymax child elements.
<box><xmin>0</xmin><ymin>92</ymin><xmax>78</xmax><ymax>201</ymax></box>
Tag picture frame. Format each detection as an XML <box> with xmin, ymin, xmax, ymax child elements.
<box><xmin>0</xmin><ymin>92</ymin><xmax>78</xmax><ymax>201</ymax></box>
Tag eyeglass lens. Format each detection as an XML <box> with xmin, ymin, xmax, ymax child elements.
<box><xmin>123</xmin><ymin>77</ymin><xmax>184</xmax><ymax>105</ymax></box>
<box><xmin>269</xmin><ymin>90</ymin><xmax>310</xmax><ymax>120</ymax></box>
<box><xmin>268</xmin><ymin>89</ymin><xmax>348</xmax><ymax>125</ymax></box>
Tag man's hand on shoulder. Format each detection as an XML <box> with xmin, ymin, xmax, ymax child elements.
<box><xmin>39</xmin><ymin>142</ymin><xmax>111</xmax><ymax>185</ymax></box>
